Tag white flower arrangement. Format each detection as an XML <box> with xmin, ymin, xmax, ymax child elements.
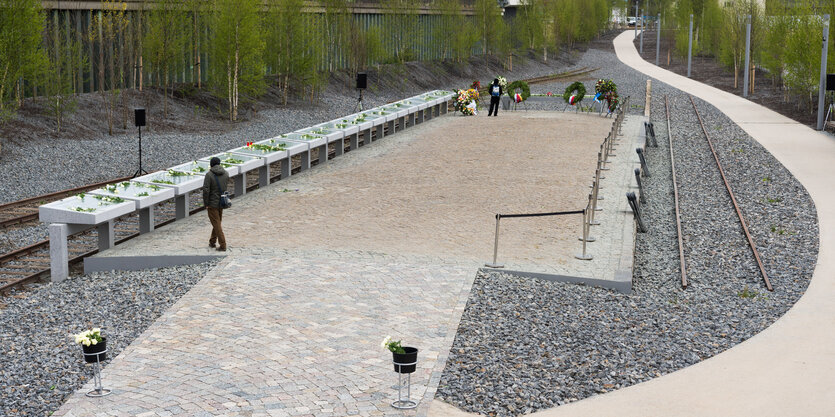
<box><xmin>381</xmin><ymin>335</ymin><xmax>405</xmax><ymax>354</ymax></box>
<box><xmin>497</xmin><ymin>76</ymin><xmax>508</xmax><ymax>88</ymax></box>
<box><xmin>73</xmin><ymin>328</ymin><xmax>103</xmax><ymax>347</ymax></box>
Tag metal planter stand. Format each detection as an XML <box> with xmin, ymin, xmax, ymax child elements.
<box><xmin>391</xmin><ymin>347</ymin><xmax>418</xmax><ymax>410</ymax></box>
<box><xmin>83</xmin><ymin>348</ymin><xmax>111</xmax><ymax>397</ymax></box>
<box><xmin>391</xmin><ymin>366</ymin><xmax>417</xmax><ymax>409</ymax></box>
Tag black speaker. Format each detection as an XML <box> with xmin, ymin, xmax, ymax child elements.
<box><xmin>134</xmin><ymin>108</ymin><xmax>146</xmax><ymax>127</ymax></box>
<box><xmin>356</xmin><ymin>72</ymin><xmax>367</xmax><ymax>89</ymax></box>
<box><xmin>828</xmin><ymin>74</ymin><xmax>835</xmax><ymax>91</ymax></box>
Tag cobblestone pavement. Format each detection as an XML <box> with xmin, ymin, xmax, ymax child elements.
<box><xmin>56</xmin><ymin>253</ymin><xmax>474</xmax><ymax>417</ymax></box>
<box><xmin>58</xmin><ymin>112</ymin><xmax>622</xmax><ymax>416</ymax></box>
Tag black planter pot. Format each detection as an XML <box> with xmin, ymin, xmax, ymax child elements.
<box><xmin>392</xmin><ymin>347</ymin><xmax>418</xmax><ymax>374</ymax></box>
<box><xmin>82</xmin><ymin>338</ymin><xmax>107</xmax><ymax>363</ymax></box>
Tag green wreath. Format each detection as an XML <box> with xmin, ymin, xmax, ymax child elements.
<box><xmin>506</xmin><ymin>81</ymin><xmax>531</xmax><ymax>102</ymax></box>
<box><xmin>563</xmin><ymin>82</ymin><xmax>586</xmax><ymax>105</ymax></box>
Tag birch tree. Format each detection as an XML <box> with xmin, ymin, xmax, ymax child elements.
<box><xmin>44</xmin><ymin>15</ymin><xmax>85</xmax><ymax>132</ymax></box>
<box><xmin>144</xmin><ymin>0</ymin><xmax>186</xmax><ymax>118</ymax></box>
<box><xmin>385</xmin><ymin>0</ymin><xmax>420</xmax><ymax>63</ymax></box>
<box><xmin>0</xmin><ymin>0</ymin><xmax>47</xmax><ymax>121</ymax></box>
<box><xmin>211</xmin><ymin>0</ymin><xmax>265</xmax><ymax>121</ymax></box>
<box><xmin>89</xmin><ymin>1</ymin><xmax>129</xmax><ymax>134</ymax></box>
<box><xmin>266</xmin><ymin>0</ymin><xmax>323</xmax><ymax>105</ymax></box>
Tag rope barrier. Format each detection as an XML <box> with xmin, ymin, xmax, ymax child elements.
<box><xmin>496</xmin><ymin>210</ymin><xmax>584</xmax><ymax>219</ymax></box>
<box><xmin>485</xmin><ymin>96</ymin><xmax>630</xmax><ymax>268</ymax></box>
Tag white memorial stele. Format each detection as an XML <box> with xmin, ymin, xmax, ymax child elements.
<box><xmin>300</xmin><ymin>125</ymin><xmax>345</xmax><ymax>146</ymax></box>
<box><xmin>281</xmin><ymin>132</ymin><xmax>328</xmax><ymax>149</ymax></box>
<box><xmin>87</xmin><ymin>181</ymin><xmax>175</xmax><ymax>210</ymax></box>
<box><xmin>133</xmin><ymin>168</ymin><xmax>206</xmax><ymax>195</ymax></box>
<box><xmin>227</xmin><ymin>142</ymin><xmax>289</xmax><ymax>165</ymax></box>
<box><xmin>39</xmin><ymin>194</ymin><xmax>136</xmax><ymax>225</ymax></box>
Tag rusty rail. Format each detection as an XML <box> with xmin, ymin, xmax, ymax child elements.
<box><xmin>665</xmin><ymin>96</ymin><xmax>688</xmax><ymax>289</ymax></box>
<box><xmin>688</xmin><ymin>95</ymin><xmax>773</xmax><ymax>291</ymax></box>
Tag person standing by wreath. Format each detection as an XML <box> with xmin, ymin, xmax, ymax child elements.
<box><xmin>488</xmin><ymin>78</ymin><xmax>502</xmax><ymax>116</ymax></box>
<box><xmin>203</xmin><ymin>157</ymin><xmax>229</xmax><ymax>251</ymax></box>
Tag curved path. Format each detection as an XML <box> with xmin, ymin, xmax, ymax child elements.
<box><xmin>524</xmin><ymin>31</ymin><xmax>835</xmax><ymax>417</ymax></box>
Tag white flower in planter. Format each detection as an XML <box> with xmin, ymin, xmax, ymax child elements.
<box><xmin>381</xmin><ymin>336</ymin><xmax>391</xmax><ymax>349</ymax></box>
<box><xmin>72</xmin><ymin>328</ymin><xmax>104</xmax><ymax>348</ymax></box>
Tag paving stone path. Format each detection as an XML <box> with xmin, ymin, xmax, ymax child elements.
<box><xmin>56</xmin><ymin>112</ymin><xmax>614</xmax><ymax>416</ymax></box>
<box><xmin>57</xmin><ymin>253</ymin><xmax>473</xmax><ymax>416</ymax></box>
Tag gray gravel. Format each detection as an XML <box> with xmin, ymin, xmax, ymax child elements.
<box><xmin>0</xmin><ymin>223</ymin><xmax>47</xmax><ymax>254</ymax></box>
<box><xmin>0</xmin><ymin>261</ymin><xmax>217</xmax><ymax>416</ymax></box>
<box><xmin>437</xmin><ymin>46</ymin><xmax>818</xmax><ymax>416</ymax></box>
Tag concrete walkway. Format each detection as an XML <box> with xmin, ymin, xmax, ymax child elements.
<box><xmin>525</xmin><ymin>30</ymin><xmax>835</xmax><ymax>417</ymax></box>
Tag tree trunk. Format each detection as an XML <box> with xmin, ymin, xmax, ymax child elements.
<box><xmin>227</xmin><ymin>58</ymin><xmax>232</xmax><ymax>121</ymax></box>
<box><xmin>733</xmin><ymin>61</ymin><xmax>738</xmax><ymax>89</ymax></box>
<box><xmin>233</xmin><ymin>46</ymin><xmax>239</xmax><ymax>122</ymax></box>
<box><xmin>138</xmin><ymin>12</ymin><xmax>143</xmax><ymax>92</ymax></box>
<box><xmin>108</xmin><ymin>37</ymin><xmax>115</xmax><ymax>135</ymax></box>
<box><xmin>283</xmin><ymin>73</ymin><xmax>289</xmax><ymax>106</ymax></box>
<box><xmin>163</xmin><ymin>63</ymin><xmax>169</xmax><ymax>118</ymax></box>
<box><xmin>98</xmin><ymin>12</ymin><xmax>104</xmax><ymax>94</ymax></box>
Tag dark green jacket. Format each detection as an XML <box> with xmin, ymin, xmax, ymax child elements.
<box><xmin>202</xmin><ymin>165</ymin><xmax>229</xmax><ymax>209</ymax></box>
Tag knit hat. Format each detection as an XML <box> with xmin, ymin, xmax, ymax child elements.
<box><xmin>210</xmin><ymin>157</ymin><xmax>221</xmax><ymax>167</ymax></box>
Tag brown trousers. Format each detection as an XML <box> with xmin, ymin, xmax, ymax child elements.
<box><xmin>207</xmin><ymin>207</ymin><xmax>225</xmax><ymax>249</ymax></box>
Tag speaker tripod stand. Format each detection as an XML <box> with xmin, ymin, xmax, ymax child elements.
<box><xmin>354</xmin><ymin>89</ymin><xmax>364</xmax><ymax>112</ymax></box>
<box><xmin>132</xmin><ymin>125</ymin><xmax>148</xmax><ymax>178</ymax></box>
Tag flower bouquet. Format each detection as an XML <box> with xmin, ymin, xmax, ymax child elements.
<box><xmin>497</xmin><ymin>76</ymin><xmax>507</xmax><ymax>89</ymax></box>
<box><xmin>455</xmin><ymin>88</ymin><xmax>479</xmax><ymax>116</ymax></box>
<box><xmin>595</xmin><ymin>79</ymin><xmax>617</xmax><ymax>95</ymax></box>
<box><xmin>605</xmin><ymin>91</ymin><xmax>621</xmax><ymax>113</ymax></box>
<box><xmin>73</xmin><ymin>328</ymin><xmax>107</xmax><ymax>363</ymax></box>
<box><xmin>470</xmin><ymin>80</ymin><xmax>481</xmax><ymax>91</ymax></box>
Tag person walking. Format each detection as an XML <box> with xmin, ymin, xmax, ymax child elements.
<box><xmin>488</xmin><ymin>78</ymin><xmax>502</xmax><ymax>116</ymax></box>
<box><xmin>203</xmin><ymin>157</ymin><xmax>229</xmax><ymax>251</ymax></box>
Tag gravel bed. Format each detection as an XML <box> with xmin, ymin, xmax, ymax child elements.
<box><xmin>0</xmin><ymin>223</ymin><xmax>48</xmax><ymax>254</ymax></box>
<box><xmin>0</xmin><ymin>261</ymin><xmax>218</xmax><ymax>416</ymax></box>
<box><xmin>0</xmin><ymin>55</ymin><xmax>580</xmax><ymax>205</ymax></box>
<box><xmin>437</xmin><ymin>46</ymin><xmax>818</xmax><ymax>416</ymax></box>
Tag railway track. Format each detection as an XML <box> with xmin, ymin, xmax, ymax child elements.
<box><xmin>664</xmin><ymin>96</ymin><xmax>688</xmax><ymax>289</ymax></box>
<box><xmin>0</xmin><ymin>138</ymin><xmax>344</xmax><ymax>295</ymax></box>
<box><xmin>663</xmin><ymin>94</ymin><xmax>772</xmax><ymax>291</ymax></box>
<box><xmin>0</xmin><ymin>176</ymin><xmax>133</xmax><ymax>228</ymax></box>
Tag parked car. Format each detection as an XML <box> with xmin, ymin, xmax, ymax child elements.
<box><xmin>627</xmin><ymin>17</ymin><xmax>637</xmax><ymax>27</ymax></box>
